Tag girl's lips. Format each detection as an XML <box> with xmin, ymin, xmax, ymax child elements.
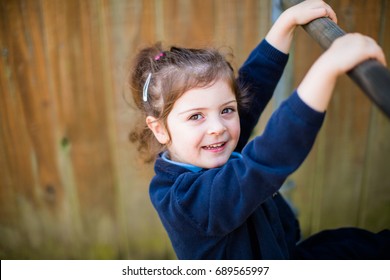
<box><xmin>202</xmin><ymin>142</ymin><xmax>227</xmax><ymax>152</ymax></box>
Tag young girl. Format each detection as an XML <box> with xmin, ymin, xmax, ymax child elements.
<box><xmin>130</xmin><ymin>0</ymin><xmax>389</xmax><ymax>259</ymax></box>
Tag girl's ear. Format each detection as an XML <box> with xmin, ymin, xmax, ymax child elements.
<box><xmin>146</xmin><ymin>116</ymin><xmax>169</xmax><ymax>144</ymax></box>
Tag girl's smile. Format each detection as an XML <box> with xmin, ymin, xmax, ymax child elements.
<box><xmin>202</xmin><ymin>141</ymin><xmax>227</xmax><ymax>152</ymax></box>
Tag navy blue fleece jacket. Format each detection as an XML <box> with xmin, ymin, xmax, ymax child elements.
<box><xmin>149</xmin><ymin>39</ymin><xmax>325</xmax><ymax>259</ymax></box>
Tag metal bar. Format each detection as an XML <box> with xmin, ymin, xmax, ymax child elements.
<box><xmin>282</xmin><ymin>0</ymin><xmax>390</xmax><ymax>118</ymax></box>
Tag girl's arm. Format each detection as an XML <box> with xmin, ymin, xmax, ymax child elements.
<box><xmin>236</xmin><ymin>1</ymin><xmax>337</xmax><ymax>151</ymax></box>
<box><xmin>236</xmin><ymin>40</ymin><xmax>289</xmax><ymax>151</ymax></box>
<box><xmin>266</xmin><ymin>0</ymin><xmax>337</xmax><ymax>54</ymax></box>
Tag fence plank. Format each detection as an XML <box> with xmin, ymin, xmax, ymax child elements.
<box><xmin>357</xmin><ymin>0</ymin><xmax>390</xmax><ymax>231</ymax></box>
<box><xmin>289</xmin><ymin>0</ymin><xmax>390</xmax><ymax>237</ymax></box>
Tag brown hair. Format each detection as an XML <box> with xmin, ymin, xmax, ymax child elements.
<box><xmin>129</xmin><ymin>43</ymin><xmax>247</xmax><ymax>162</ymax></box>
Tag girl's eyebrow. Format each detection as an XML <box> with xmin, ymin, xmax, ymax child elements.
<box><xmin>178</xmin><ymin>99</ymin><xmax>237</xmax><ymax>115</ymax></box>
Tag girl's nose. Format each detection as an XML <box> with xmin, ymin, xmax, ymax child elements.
<box><xmin>207</xmin><ymin>118</ymin><xmax>227</xmax><ymax>135</ymax></box>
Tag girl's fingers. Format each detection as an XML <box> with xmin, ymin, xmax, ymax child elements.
<box><xmin>334</xmin><ymin>34</ymin><xmax>387</xmax><ymax>68</ymax></box>
<box><xmin>369</xmin><ymin>39</ymin><xmax>387</xmax><ymax>66</ymax></box>
<box><xmin>325</xmin><ymin>4</ymin><xmax>337</xmax><ymax>24</ymax></box>
<box><xmin>357</xmin><ymin>35</ymin><xmax>386</xmax><ymax>66</ymax></box>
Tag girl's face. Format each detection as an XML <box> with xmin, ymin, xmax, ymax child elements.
<box><xmin>166</xmin><ymin>79</ymin><xmax>240</xmax><ymax>169</ymax></box>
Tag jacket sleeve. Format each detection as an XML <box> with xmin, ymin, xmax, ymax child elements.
<box><xmin>170</xmin><ymin>91</ymin><xmax>325</xmax><ymax>236</ymax></box>
<box><xmin>236</xmin><ymin>39</ymin><xmax>289</xmax><ymax>152</ymax></box>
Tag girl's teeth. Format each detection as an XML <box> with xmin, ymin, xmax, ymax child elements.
<box><xmin>204</xmin><ymin>143</ymin><xmax>224</xmax><ymax>149</ymax></box>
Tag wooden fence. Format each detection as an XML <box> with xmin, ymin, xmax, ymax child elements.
<box><xmin>0</xmin><ymin>0</ymin><xmax>389</xmax><ymax>259</ymax></box>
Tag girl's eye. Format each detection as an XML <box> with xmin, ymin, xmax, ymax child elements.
<box><xmin>189</xmin><ymin>114</ymin><xmax>203</xmax><ymax>121</ymax></box>
<box><xmin>222</xmin><ymin>107</ymin><xmax>235</xmax><ymax>114</ymax></box>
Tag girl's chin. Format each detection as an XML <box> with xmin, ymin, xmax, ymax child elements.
<box><xmin>197</xmin><ymin>156</ymin><xmax>230</xmax><ymax>169</ymax></box>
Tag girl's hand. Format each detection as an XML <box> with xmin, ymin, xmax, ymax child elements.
<box><xmin>283</xmin><ymin>0</ymin><xmax>337</xmax><ymax>27</ymax></box>
<box><xmin>297</xmin><ymin>33</ymin><xmax>386</xmax><ymax>112</ymax></box>
<box><xmin>322</xmin><ymin>33</ymin><xmax>387</xmax><ymax>76</ymax></box>
<box><xmin>266</xmin><ymin>0</ymin><xmax>337</xmax><ymax>53</ymax></box>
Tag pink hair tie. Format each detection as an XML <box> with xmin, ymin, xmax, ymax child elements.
<box><xmin>154</xmin><ymin>52</ymin><xmax>164</xmax><ymax>60</ymax></box>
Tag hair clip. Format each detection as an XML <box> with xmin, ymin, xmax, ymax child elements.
<box><xmin>154</xmin><ymin>52</ymin><xmax>164</xmax><ymax>60</ymax></box>
<box><xmin>143</xmin><ymin>72</ymin><xmax>152</xmax><ymax>102</ymax></box>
